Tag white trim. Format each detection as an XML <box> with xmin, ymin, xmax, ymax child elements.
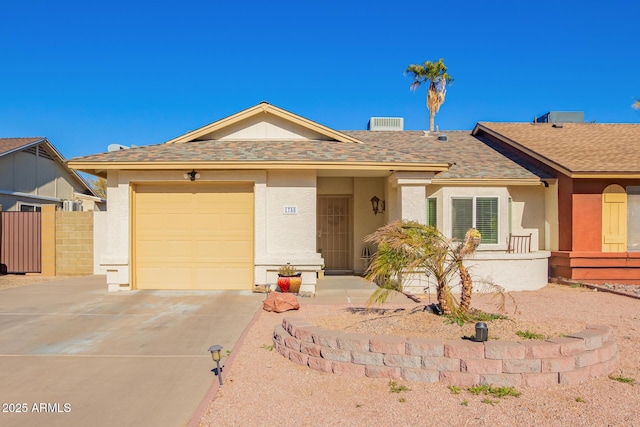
<box><xmin>0</xmin><ymin>190</ymin><xmax>61</xmax><ymax>203</ymax></box>
<box><xmin>17</xmin><ymin>202</ymin><xmax>42</xmax><ymax>212</ymax></box>
<box><xmin>450</xmin><ymin>195</ymin><xmax>500</xmax><ymax>245</ymax></box>
<box><xmin>73</xmin><ymin>192</ymin><xmax>105</xmax><ymax>202</ymax></box>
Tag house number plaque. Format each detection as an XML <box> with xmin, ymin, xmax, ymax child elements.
<box><xmin>283</xmin><ymin>206</ymin><xmax>298</xmax><ymax>215</ymax></box>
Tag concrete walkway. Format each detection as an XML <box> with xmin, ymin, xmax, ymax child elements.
<box><xmin>0</xmin><ymin>276</ymin><xmax>263</xmax><ymax>427</ymax></box>
<box><xmin>306</xmin><ymin>275</ymin><xmax>406</xmax><ymax>305</ymax></box>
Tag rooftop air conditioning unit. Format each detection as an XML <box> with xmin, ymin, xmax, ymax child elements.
<box><xmin>368</xmin><ymin>117</ymin><xmax>404</xmax><ymax>131</ymax></box>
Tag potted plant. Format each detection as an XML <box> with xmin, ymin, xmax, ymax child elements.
<box><xmin>278</xmin><ymin>264</ymin><xmax>302</xmax><ymax>293</ymax></box>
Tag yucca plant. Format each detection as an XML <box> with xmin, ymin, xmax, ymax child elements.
<box><xmin>278</xmin><ymin>264</ymin><xmax>297</xmax><ymax>276</ymax></box>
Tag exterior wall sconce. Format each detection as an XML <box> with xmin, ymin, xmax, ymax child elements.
<box><xmin>208</xmin><ymin>344</ymin><xmax>224</xmax><ymax>385</ymax></box>
<box><xmin>370</xmin><ymin>196</ymin><xmax>385</xmax><ymax>215</ymax></box>
<box><xmin>184</xmin><ymin>169</ymin><xmax>200</xmax><ymax>181</ymax></box>
<box><xmin>475</xmin><ymin>322</ymin><xmax>488</xmax><ymax>342</ymax></box>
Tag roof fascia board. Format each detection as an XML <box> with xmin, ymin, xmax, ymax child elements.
<box><xmin>73</xmin><ymin>192</ymin><xmax>105</xmax><ymax>202</ymax></box>
<box><xmin>473</xmin><ymin>123</ymin><xmax>574</xmax><ymax>177</ymax></box>
<box><xmin>571</xmin><ymin>173</ymin><xmax>640</xmax><ymax>179</ymax></box>
<box><xmin>431</xmin><ymin>178</ymin><xmax>543</xmax><ymax>186</ymax></box>
<box><xmin>164</xmin><ymin>103</ymin><xmax>364</xmax><ymax>145</ymax></box>
<box><xmin>68</xmin><ymin>161</ymin><xmax>450</xmax><ymax>173</ymax></box>
<box><xmin>0</xmin><ymin>189</ymin><xmax>62</xmax><ymax>203</ymax></box>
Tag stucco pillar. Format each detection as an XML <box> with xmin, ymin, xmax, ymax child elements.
<box><xmin>102</xmin><ymin>171</ymin><xmax>130</xmax><ymax>291</ymax></box>
<box><xmin>388</xmin><ymin>172</ymin><xmax>435</xmax><ymax>224</ymax></box>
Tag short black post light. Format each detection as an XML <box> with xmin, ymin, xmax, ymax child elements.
<box><xmin>208</xmin><ymin>344</ymin><xmax>224</xmax><ymax>386</ymax></box>
<box><xmin>475</xmin><ymin>322</ymin><xmax>488</xmax><ymax>342</ymax></box>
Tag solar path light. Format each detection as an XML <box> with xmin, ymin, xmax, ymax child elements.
<box><xmin>208</xmin><ymin>344</ymin><xmax>224</xmax><ymax>386</ymax></box>
<box><xmin>475</xmin><ymin>322</ymin><xmax>488</xmax><ymax>342</ymax></box>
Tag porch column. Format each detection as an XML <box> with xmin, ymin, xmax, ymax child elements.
<box><xmin>388</xmin><ymin>172</ymin><xmax>435</xmax><ymax>224</ymax></box>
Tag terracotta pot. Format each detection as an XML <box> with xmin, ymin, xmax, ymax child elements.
<box><xmin>278</xmin><ymin>274</ymin><xmax>302</xmax><ymax>293</ymax></box>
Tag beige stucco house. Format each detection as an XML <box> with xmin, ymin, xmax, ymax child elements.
<box><xmin>69</xmin><ymin>103</ymin><xmax>550</xmax><ymax>293</ymax></box>
<box><xmin>0</xmin><ymin>137</ymin><xmax>104</xmax><ymax>212</ymax></box>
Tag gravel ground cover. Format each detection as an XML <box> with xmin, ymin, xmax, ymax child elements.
<box><xmin>0</xmin><ymin>274</ymin><xmax>68</xmax><ymax>290</ymax></box>
<box><xmin>200</xmin><ymin>284</ymin><xmax>640</xmax><ymax>427</ymax></box>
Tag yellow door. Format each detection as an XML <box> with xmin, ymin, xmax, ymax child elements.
<box><xmin>602</xmin><ymin>184</ymin><xmax>627</xmax><ymax>252</ymax></box>
<box><xmin>133</xmin><ymin>183</ymin><xmax>254</xmax><ymax>290</ymax></box>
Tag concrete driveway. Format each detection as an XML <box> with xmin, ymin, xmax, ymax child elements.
<box><xmin>0</xmin><ymin>276</ymin><xmax>264</xmax><ymax>427</ymax></box>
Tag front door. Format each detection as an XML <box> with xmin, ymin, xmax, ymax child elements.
<box><xmin>317</xmin><ymin>196</ymin><xmax>352</xmax><ymax>273</ymax></box>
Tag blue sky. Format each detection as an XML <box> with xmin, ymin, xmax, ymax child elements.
<box><xmin>1</xmin><ymin>0</ymin><xmax>638</xmax><ymax>160</ymax></box>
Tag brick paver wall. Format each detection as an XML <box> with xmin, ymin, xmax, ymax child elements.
<box><xmin>275</xmin><ymin>317</ymin><xmax>619</xmax><ymax>388</ymax></box>
<box><xmin>55</xmin><ymin>211</ymin><xmax>93</xmax><ymax>275</ymax></box>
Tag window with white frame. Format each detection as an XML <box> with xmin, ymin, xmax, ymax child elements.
<box><xmin>18</xmin><ymin>203</ymin><xmax>41</xmax><ymax>212</ymax></box>
<box><xmin>451</xmin><ymin>197</ymin><xmax>498</xmax><ymax>244</ymax></box>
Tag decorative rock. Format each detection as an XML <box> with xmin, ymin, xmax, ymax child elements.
<box><xmin>263</xmin><ymin>293</ymin><xmax>300</xmax><ymax>313</ymax></box>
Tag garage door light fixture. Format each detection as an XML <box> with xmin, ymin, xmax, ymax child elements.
<box><xmin>184</xmin><ymin>169</ymin><xmax>200</xmax><ymax>181</ymax></box>
<box><xmin>208</xmin><ymin>344</ymin><xmax>224</xmax><ymax>385</ymax></box>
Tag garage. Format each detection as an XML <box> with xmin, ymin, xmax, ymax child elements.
<box><xmin>132</xmin><ymin>183</ymin><xmax>254</xmax><ymax>290</ymax></box>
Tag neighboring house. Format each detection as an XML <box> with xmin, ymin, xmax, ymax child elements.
<box><xmin>69</xmin><ymin>102</ymin><xmax>550</xmax><ymax>293</ymax></box>
<box><xmin>0</xmin><ymin>137</ymin><xmax>105</xmax><ymax>212</ymax></box>
<box><xmin>473</xmin><ymin>112</ymin><xmax>640</xmax><ymax>284</ymax></box>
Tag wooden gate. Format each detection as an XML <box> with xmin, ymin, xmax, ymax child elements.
<box><xmin>0</xmin><ymin>211</ymin><xmax>42</xmax><ymax>274</ymax></box>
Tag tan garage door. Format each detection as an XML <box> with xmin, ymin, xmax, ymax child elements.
<box><xmin>133</xmin><ymin>183</ymin><xmax>254</xmax><ymax>290</ymax></box>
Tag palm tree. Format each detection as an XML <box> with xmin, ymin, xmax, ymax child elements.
<box><xmin>406</xmin><ymin>58</ymin><xmax>453</xmax><ymax>132</ymax></box>
<box><xmin>458</xmin><ymin>229</ymin><xmax>481</xmax><ymax>311</ymax></box>
<box><xmin>364</xmin><ymin>220</ymin><xmax>479</xmax><ymax>316</ymax></box>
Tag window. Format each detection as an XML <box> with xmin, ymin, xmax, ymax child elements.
<box><xmin>451</xmin><ymin>197</ymin><xmax>498</xmax><ymax>244</ymax></box>
<box><xmin>427</xmin><ymin>197</ymin><xmax>437</xmax><ymax>227</ymax></box>
<box><xmin>18</xmin><ymin>203</ymin><xmax>41</xmax><ymax>212</ymax></box>
<box><xmin>628</xmin><ymin>186</ymin><xmax>640</xmax><ymax>251</ymax></box>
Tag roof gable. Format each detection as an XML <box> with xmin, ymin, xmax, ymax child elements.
<box><xmin>0</xmin><ymin>137</ymin><xmax>45</xmax><ymax>156</ymax></box>
<box><xmin>165</xmin><ymin>102</ymin><xmax>363</xmax><ymax>144</ymax></box>
<box><xmin>0</xmin><ymin>137</ymin><xmax>99</xmax><ymax>197</ymax></box>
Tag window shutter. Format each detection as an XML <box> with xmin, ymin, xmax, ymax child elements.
<box><xmin>427</xmin><ymin>198</ymin><xmax>437</xmax><ymax>228</ymax></box>
<box><xmin>452</xmin><ymin>198</ymin><xmax>473</xmax><ymax>240</ymax></box>
<box><xmin>476</xmin><ymin>198</ymin><xmax>498</xmax><ymax>244</ymax></box>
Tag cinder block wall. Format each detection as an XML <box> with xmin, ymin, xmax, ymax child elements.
<box><xmin>55</xmin><ymin>211</ymin><xmax>93</xmax><ymax>275</ymax></box>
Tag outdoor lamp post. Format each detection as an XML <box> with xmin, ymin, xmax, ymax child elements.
<box><xmin>208</xmin><ymin>344</ymin><xmax>224</xmax><ymax>386</ymax></box>
<box><xmin>475</xmin><ymin>322</ymin><xmax>488</xmax><ymax>342</ymax></box>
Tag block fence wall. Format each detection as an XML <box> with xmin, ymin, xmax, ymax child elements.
<box><xmin>41</xmin><ymin>205</ymin><xmax>94</xmax><ymax>276</ymax></box>
<box><xmin>274</xmin><ymin>317</ymin><xmax>619</xmax><ymax>388</ymax></box>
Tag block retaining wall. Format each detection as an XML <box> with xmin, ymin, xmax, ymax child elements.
<box><xmin>274</xmin><ymin>317</ymin><xmax>619</xmax><ymax>388</ymax></box>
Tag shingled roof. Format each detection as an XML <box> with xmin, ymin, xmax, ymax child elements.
<box><xmin>68</xmin><ymin>138</ymin><xmax>442</xmax><ymax>165</ymax></box>
<box><xmin>0</xmin><ymin>137</ymin><xmax>45</xmax><ymax>156</ymax></box>
<box><xmin>346</xmin><ymin>130</ymin><xmax>547</xmax><ymax>181</ymax></box>
<box><xmin>67</xmin><ymin>102</ymin><xmax>543</xmax><ymax>183</ymax></box>
<box><xmin>474</xmin><ymin>122</ymin><xmax>640</xmax><ymax>176</ymax></box>
<box><xmin>69</xmin><ymin>130</ymin><xmax>544</xmax><ymax>182</ymax></box>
